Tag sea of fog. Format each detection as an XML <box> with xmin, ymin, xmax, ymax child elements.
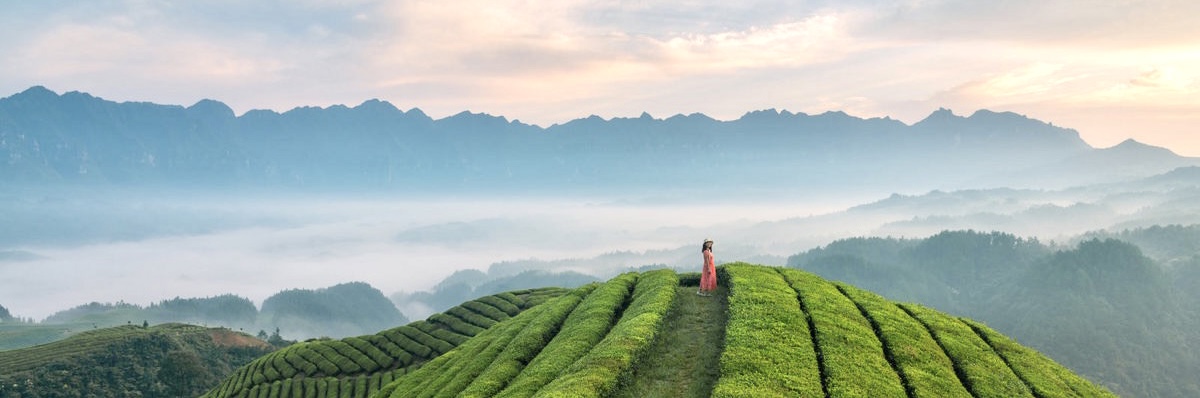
<box><xmin>0</xmin><ymin>191</ymin><xmax>864</xmax><ymax>321</ymax></box>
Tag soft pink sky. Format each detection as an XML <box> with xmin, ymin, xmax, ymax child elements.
<box><xmin>2</xmin><ymin>0</ymin><xmax>1198</xmax><ymax>155</ymax></box>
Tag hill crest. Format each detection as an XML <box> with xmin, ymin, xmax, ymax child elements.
<box><xmin>202</xmin><ymin>264</ymin><xmax>1115</xmax><ymax>398</ymax></box>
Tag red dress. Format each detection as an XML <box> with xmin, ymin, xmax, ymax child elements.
<box><xmin>700</xmin><ymin>249</ymin><xmax>717</xmax><ymax>292</ymax></box>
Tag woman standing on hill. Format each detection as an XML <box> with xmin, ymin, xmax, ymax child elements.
<box><xmin>699</xmin><ymin>238</ymin><xmax>717</xmax><ymax>296</ymax></box>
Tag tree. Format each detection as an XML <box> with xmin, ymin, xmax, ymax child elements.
<box><xmin>158</xmin><ymin>350</ymin><xmax>209</xmax><ymax>397</ymax></box>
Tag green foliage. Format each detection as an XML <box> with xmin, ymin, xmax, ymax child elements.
<box><xmin>385</xmin><ymin>300</ymin><xmax>547</xmax><ymax>397</ymax></box>
<box><xmin>430</xmin><ymin>312</ymin><xmax>487</xmax><ymax>336</ymax></box>
<box><xmin>834</xmin><ymin>282</ymin><xmax>971</xmax><ymax>398</ymax></box>
<box><xmin>448</xmin><ymin>305</ymin><xmax>500</xmax><ymax>329</ymax></box>
<box><xmin>0</xmin><ymin>323</ymin><xmax>271</xmax><ymax>398</ymax></box>
<box><xmin>1085</xmin><ymin>224</ymin><xmax>1200</xmax><ymax>264</ymax></box>
<box><xmin>189</xmin><ymin>264</ymin><xmax>1112</xmax><ymax>398</ymax></box>
<box><xmin>399</xmin><ymin>323</ymin><xmax>456</xmax><ymax>354</ymax></box>
<box><xmin>533</xmin><ymin>269</ymin><xmax>678</xmax><ymax>397</ymax></box>
<box><xmin>201</xmin><ymin>289</ymin><xmax>569</xmax><ymax>398</ymax></box>
<box><xmin>791</xmin><ymin>230</ymin><xmax>1200</xmax><ymax>398</ymax></box>
<box><xmin>712</xmin><ymin>263</ymin><xmax>822</xmax><ymax>397</ymax></box>
<box><xmin>779</xmin><ymin>268</ymin><xmax>906</xmax><ymax>397</ymax></box>
<box><xmin>478</xmin><ymin>295</ymin><xmax>522</xmax><ymax>317</ymax></box>
<box><xmin>461</xmin><ymin>300</ymin><xmax>512</xmax><ymax>323</ymax></box>
<box><xmin>900</xmin><ymin>303</ymin><xmax>1032</xmax><ymax>398</ymax></box>
<box><xmin>613</xmin><ymin>284</ymin><xmax>725</xmax><ymax>398</ymax></box>
<box><xmin>459</xmin><ymin>285</ymin><xmax>596</xmax><ymax>397</ymax></box>
<box><xmin>962</xmin><ymin>318</ymin><xmax>1117</xmax><ymax>398</ymax></box>
<box><xmin>260</xmin><ymin>282</ymin><xmax>408</xmax><ymax>340</ymax></box>
<box><xmin>492</xmin><ymin>274</ymin><xmax>638</xmax><ymax>398</ymax></box>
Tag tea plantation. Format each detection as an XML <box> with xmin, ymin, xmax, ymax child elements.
<box><xmin>0</xmin><ymin>323</ymin><xmax>275</xmax><ymax>397</ymax></box>
<box><xmin>203</xmin><ymin>264</ymin><xmax>1116</xmax><ymax>397</ymax></box>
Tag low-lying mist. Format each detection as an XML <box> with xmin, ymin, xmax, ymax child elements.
<box><xmin>5</xmin><ymin>169</ymin><xmax>1197</xmax><ymax>323</ymax></box>
<box><xmin>0</xmin><ymin>189</ymin><xmax>857</xmax><ymax>321</ymax></box>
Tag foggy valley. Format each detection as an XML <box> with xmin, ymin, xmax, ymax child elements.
<box><xmin>3</xmin><ymin>87</ymin><xmax>1200</xmax><ymax>398</ymax></box>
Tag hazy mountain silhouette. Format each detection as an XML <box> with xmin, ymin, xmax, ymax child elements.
<box><xmin>4</xmin><ymin>86</ymin><xmax>1196</xmax><ymax>195</ymax></box>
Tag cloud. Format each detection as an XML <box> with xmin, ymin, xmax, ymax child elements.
<box><xmin>0</xmin><ymin>194</ymin><xmax>835</xmax><ymax>320</ymax></box>
<box><xmin>857</xmin><ymin>0</ymin><xmax>1200</xmax><ymax>46</ymax></box>
<box><xmin>2</xmin><ymin>1</ymin><xmax>1199</xmax><ymax>155</ymax></box>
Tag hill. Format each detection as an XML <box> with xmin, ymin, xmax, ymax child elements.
<box><xmin>21</xmin><ymin>283</ymin><xmax>410</xmax><ymax>349</ymax></box>
<box><xmin>3</xmin><ymin>86</ymin><xmax>1196</xmax><ymax>196</ymax></box>
<box><xmin>0</xmin><ymin>323</ymin><xmax>274</xmax><ymax>397</ymax></box>
<box><xmin>790</xmin><ymin>231</ymin><xmax>1200</xmax><ymax>398</ymax></box>
<box><xmin>203</xmin><ymin>287</ymin><xmax>569</xmax><ymax>398</ymax></box>
<box><xmin>203</xmin><ymin>264</ymin><xmax>1113</xmax><ymax>397</ymax></box>
<box><xmin>259</xmin><ymin>282</ymin><xmax>409</xmax><ymax>340</ymax></box>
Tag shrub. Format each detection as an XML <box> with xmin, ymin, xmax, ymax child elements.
<box><xmin>478</xmin><ymin>295</ymin><xmax>522</xmax><ymax>317</ymax></box>
<box><xmin>711</xmin><ymin>263</ymin><xmax>822</xmax><ymax>397</ymax></box>
<box><xmin>899</xmin><ymin>303</ymin><xmax>1033</xmax><ymax>398</ymax></box>
<box><xmin>834</xmin><ymin>282</ymin><xmax>971</xmax><ymax>398</ymax></box>
<box><xmin>459</xmin><ymin>285</ymin><xmax>595</xmax><ymax>397</ymax></box>
<box><xmin>299</xmin><ymin>344</ymin><xmax>341</xmax><ymax>375</ymax></box>
<box><xmin>493</xmin><ymin>275</ymin><xmax>637</xmax><ymax>398</ymax></box>
<box><xmin>430</xmin><ymin>312</ymin><xmax>487</xmax><ymax>336</ymax></box>
<box><xmin>779</xmin><ymin>268</ymin><xmax>905</xmax><ymax>397</ymax></box>
<box><xmin>344</xmin><ymin>337</ymin><xmax>394</xmax><ymax>370</ymax></box>
<box><xmin>448</xmin><ymin>305</ymin><xmax>500</xmax><ymax>329</ymax></box>
<box><xmin>362</xmin><ymin>335</ymin><xmax>412</xmax><ymax>367</ymax></box>
<box><xmin>396</xmin><ymin>325</ymin><xmax>454</xmax><ymax>356</ymax></box>
<box><xmin>462</xmin><ymin>300</ymin><xmax>512</xmax><ymax>322</ymax></box>
<box><xmin>962</xmin><ymin>319</ymin><xmax>1117</xmax><ymax>398</ymax></box>
<box><xmin>532</xmin><ymin>269</ymin><xmax>678</xmax><ymax>398</ymax></box>
<box><xmin>380</xmin><ymin>328</ymin><xmax>433</xmax><ymax>358</ymax></box>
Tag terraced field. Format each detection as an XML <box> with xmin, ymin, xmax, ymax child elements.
<box><xmin>204</xmin><ymin>264</ymin><xmax>1116</xmax><ymax>397</ymax></box>
<box><xmin>202</xmin><ymin>287</ymin><xmax>569</xmax><ymax>398</ymax></box>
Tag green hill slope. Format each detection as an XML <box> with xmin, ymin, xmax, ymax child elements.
<box><xmin>0</xmin><ymin>323</ymin><xmax>274</xmax><ymax>397</ymax></box>
<box><xmin>204</xmin><ymin>264</ymin><xmax>1115</xmax><ymax>398</ymax></box>
<box><xmin>202</xmin><ymin>287</ymin><xmax>569</xmax><ymax>398</ymax></box>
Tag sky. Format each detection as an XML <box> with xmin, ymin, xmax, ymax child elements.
<box><xmin>1</xmin><ymin>0</ymin><xmax>1198</xmax><ymax>156</ymax></box>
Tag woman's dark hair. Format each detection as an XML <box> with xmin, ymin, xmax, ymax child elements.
<box><xmin>702</xmin><ymin>240</ymin><xmax>713</xmax><ymax>252</ymax></box>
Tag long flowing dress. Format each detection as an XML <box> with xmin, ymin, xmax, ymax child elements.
<box><xmin>700</xmin><ymin>248</ymin><xmax>717</xmax><ymax>292</ymax></box>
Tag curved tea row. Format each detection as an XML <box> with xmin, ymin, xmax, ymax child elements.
<box><xmin>204</xmin><ymin>264</ymin><xmax>1116</xmax><ymax>397</ymax></box>
<box><xmin>202</xmin><ymin>287</ymin><xmax>568</xmax><ymax>398</ymax></box>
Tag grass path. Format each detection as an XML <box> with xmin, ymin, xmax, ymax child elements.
<box><xmin>614</xmin><ymin>284</ymin><xmax>728</xmax><ymax>398</ymax></box>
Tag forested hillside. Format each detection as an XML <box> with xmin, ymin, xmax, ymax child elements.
<box><xmin>0</xmin><ymin>323</ymin><xmax>275</xmax><ymax>397</ymax></box>
<box><xmin>789</xmin><ymin>229</ymin><xmax>1200</xmax><ymax>398</ymax></box>
<box><xmin>259</xmin><ymin>282</ymin><xmax>408</xmax><ymax>340</ymax></box>
<box><xmin>16</xmin><ymin>282</ymin><xmax>408</xmax><ymax>350</ymax></box>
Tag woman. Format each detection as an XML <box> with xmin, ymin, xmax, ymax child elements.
<box><xmin>699</xmin><ymin>238</ymin><xmax>717</xmax><ymax>296</ymax></box>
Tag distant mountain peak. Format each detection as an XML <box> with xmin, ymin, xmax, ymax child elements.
<box><xmin>354</xmin><ymin>98</ymin><xmax>401</xmax><ymax>114</ymax></box>
<box><xmin>187</xmin><ymin>99</ymin><xmax>236</xmax><ymax>119</ymax></box>
<box><xmin>915</xmin><ymin>107</ymin><xmax>962</xmax><ymax>125</ymax></box>
<box><xmin>1106</xmin><ymin>138</ymin><xmax>1179</xmax><ymax>156</ymax></box>
<box><xmin>12</xmin><ymin>85</ymin><xmax>58</xmax><ymax>101</ymax></box>
<box><xmin>740</xmin><ymin>108</ymin><xmax>783</xmax><ymax>119</ymax></box>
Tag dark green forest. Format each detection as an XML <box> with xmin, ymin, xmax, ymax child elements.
<box><xmin>788</xmin><ymin>226</ymin><xmax>1200</xmax><ymax>398</ymax></box>
<box><xmin>0</xmin><ymin>323</ymin><xmax>277</xmax><ymax>398</ymax></box>
<box><xmin>259</xmin><ymin>282</ymin><xmax>409</xmax><ymax>340</ymax></box>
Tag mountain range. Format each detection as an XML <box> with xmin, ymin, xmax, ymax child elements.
<box><xmin>3</xmin><ymin>86</ymin><xmax>1197</xmax><ymax>196</ymax></box>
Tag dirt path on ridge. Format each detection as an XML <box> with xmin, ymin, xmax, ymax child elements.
<box><xmin>614</xmin><ymin>284</ymin><xmax>728</xmax><ymax>398</ymax></box>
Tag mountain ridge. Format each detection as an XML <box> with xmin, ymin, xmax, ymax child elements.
<box><xmin>5</xmin><ymin>86</ymin><xmax>1193</xmax><ymax>195</ymax></box>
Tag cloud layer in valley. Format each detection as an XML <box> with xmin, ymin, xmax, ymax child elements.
<box><xmin>0</xmin><ymin>193</ymin><xmax>846</xmax><ymax>321</ymax></box>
